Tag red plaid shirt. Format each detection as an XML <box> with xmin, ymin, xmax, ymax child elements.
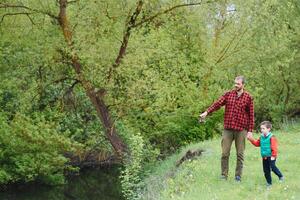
<box><xmin>207</xmin><ymin>90</ymin><xmax>254</xmax><ymax>132</ymax></box>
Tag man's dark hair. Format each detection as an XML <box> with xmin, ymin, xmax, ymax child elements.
<box><xmin>235</xmin><ymin>76</ymin><xmax>246</xmax><ymax>84</ymax></box>
<box><xmin>260</xmin><ymin>121</ymin><xmax>272</xmax><ymax>129</ymax></box>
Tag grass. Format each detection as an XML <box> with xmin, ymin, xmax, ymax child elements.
<box><xmin>140</xmin><ymin>121</ymin><xmax>300</xmax><ymax>200</ymax></box>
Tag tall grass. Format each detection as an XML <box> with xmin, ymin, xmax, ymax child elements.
<box><xmin>140</xmin><ymin>121</ymin><xmax>300</xmax><ymax>200</ymax></box>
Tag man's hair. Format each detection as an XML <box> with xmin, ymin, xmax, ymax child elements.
<box><xmin>235</xmin><ymin>76</ymin><xmax>246</xmax><ymax>84</ymax></box>
<box><xmin>260</xmin><ymin>121</ymin><xmax>272</xmax><ymax>129</ymax></box>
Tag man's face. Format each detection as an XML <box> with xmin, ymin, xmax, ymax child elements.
<box><xmin>234</xmin><ymin>79</ymin><xmax>244</xmax><ymax>91</ymax></box>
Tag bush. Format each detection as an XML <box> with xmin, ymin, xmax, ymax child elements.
<box><xmin>150</xmin><ymin>110</ymin><xmax>223</xmax><ymax>154</ymax></box>
<box><xmin>119</xmin><ymin>124</ymin><xmax>160</xmax><ymax>200</ymax></box>
<box><xmin>0</xmin><ymin>112</ymin><xmax>75</xmax><ymax>185</ymax></box>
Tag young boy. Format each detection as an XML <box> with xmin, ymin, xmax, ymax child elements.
<box><xmin>247</xmin><ymin>121</ymin><xmax>284</xmax><ymax>186</ymax></box>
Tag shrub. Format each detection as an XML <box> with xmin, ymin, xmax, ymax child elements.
<box><xmin>0</xmin><ymin>112</ymin><xmax>75</xmax><ymax>185</ymax></box>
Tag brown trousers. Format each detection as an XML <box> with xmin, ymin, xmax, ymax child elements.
<box><xmin>221</xmin><ymin>129</ymin><xmax>246</xmax><ymax>177</ymax></box>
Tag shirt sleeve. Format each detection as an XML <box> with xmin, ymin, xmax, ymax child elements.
<box><xmin>270</xmin><ymin>136</ymin><xmax>278</xmax><ymax>157</ymax></box>
<box><xmin>247</xmin><ymin>96</ymin><xmax>254</xmax><ymax>132</ymax></box>
<box><xmin>249</xmin><ymin>137</ymin><xmax>260</xmax><ymax>147</ymax></box>
<box><xmin>206</xmin><ymin>92</ymin><xmax>227</xmax><ymax>114</ymax></box>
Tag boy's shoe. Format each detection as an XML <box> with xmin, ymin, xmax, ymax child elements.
<box><xmin>279</xmin><ymin>176</ymin><xmax>284</xmax><ymax>182</ymax></box>
<box><xmin>235</xmin><ymin>176</ymin><xmax>241</xmax><ymax>182</ymax></box>
<box><xmin>220</xmin><ymin>175</ymin><xmax>227</xmax><ymax>180</ymax></box>
<box><xmin>266</xmin><ymin>183</ymin><xmax>272</xmax><ymax>189</ymax></box>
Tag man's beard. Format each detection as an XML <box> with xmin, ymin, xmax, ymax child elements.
<box><xmin>235</xmin><ymin>87</ymin><xmax>243</xmax><ymax>91</ymax></box>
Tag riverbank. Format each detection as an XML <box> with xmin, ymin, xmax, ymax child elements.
<box><xmin>140</xmin><ymin>121</ymin><xmax>300</xmax><ymax>200</ymax></box>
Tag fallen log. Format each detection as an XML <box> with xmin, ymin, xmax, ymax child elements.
<box><xmin>176</xmin><ymin>149</ymin><xmax>204</xmax><ymax>167</ymax></box>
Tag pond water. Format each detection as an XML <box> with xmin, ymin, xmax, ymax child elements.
<box><xmin>0</xmin><ymin>166</ymin><xmax>124</xmax><ymax>200</ymax></box>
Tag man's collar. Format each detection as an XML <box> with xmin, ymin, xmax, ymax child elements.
<box><xmin>234</xmin><ymin>89</ymin><xmax>244</xmax><ymax>97</ymax></box>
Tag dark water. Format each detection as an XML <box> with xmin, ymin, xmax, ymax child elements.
<box><xmin>0</xmin><ymin>166</ymin><xmax>124</xmax><ymax>200</ymax></box>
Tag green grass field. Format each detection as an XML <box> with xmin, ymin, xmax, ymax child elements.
<box><xmin>140</xmin><ymin>122</ymin><xmax>300</xmax><ymax>200</ymax></box>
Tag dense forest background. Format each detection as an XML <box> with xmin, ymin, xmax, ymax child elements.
<box><xmin>0</xmin><ymin>0</ymin><xmax>299</xmax><ymax>197</ymax></box>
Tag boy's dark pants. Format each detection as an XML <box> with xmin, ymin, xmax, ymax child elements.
<box><xmin>262</xmin><ymin>157</ymin><xmax>283</xmax><ymax>184</ymax></box>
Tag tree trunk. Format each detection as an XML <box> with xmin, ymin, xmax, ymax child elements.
<box><xmin>58</xmin><ymin>0</ymin><xmax>127</xmax><ymax>158</ymax></box>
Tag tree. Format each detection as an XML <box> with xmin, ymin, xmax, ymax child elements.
<box><xmin>0</xmin><ymin>0</ymin><xmax>214</xmax><ymax>158</ymax></box>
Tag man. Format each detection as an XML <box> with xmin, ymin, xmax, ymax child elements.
<box><xmin>199</xmin><ymin>76</ymin><xmax>254</xmax><ymax>182</ymax></box>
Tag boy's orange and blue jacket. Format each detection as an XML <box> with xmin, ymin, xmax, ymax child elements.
<box><xmin>249</xmin><ymin>132</ymin><xmax>278</xmax><ymax>158</ymax></box>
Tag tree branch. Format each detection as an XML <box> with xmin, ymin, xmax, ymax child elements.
<box><xmin>31</xmin><ymin>76</ymin><xmax>79</xmax><ymax>104</ymax></box>
<box><xmin>66</xmin><ymin>80</ymin><xmax>80</xmax><ymax>94</ymax></box>
<box><xmin>106</xmin><ymin>0</ymin><xmax>143</xmax><ymax>82</ymax></box>
<box><xmin>0</xmin><ymin>3</ymin><xmax>58</xmax><ymax>20</ymax></box>
<box><xmin>67</xmin><ymin>0</ymin><xmax>79</xmax><ymax>4</ymax></box>
<box><xmin>53</xmin><ymin>77</ymin><xmax>79</xmax><ymax>84</ymax></box>
<box><xmin>278</xmin><ymin>65</ymin><xmax>291</xmax><ymax>105</ymax></box>
<box><xmin>215</xmin><ymin>27</ymin><xmax>248</xmax><ymax>64</ymax></box>
<box><xmin>106</xmin><ymin>0</ymin><xmax>214</xmax><ymax>82</ymax></box>
<box><xmin>103</xmin><ymin>1</ymin><xmax>113</xmax><ymax>20</ymax></box>
<box><xmin>0</xmin><ymin>12</ymin><xmax>34</xmax><ymax>24</ymax></box>
<box><xmin>132</xmin><ymin>1</ymin><xmax>209</xmax><ymax>28</ymax></box>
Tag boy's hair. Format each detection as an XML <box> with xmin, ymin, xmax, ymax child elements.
<box><xmin>260</xmin><ymin>121</ymin><xmax>272</xmax><ymax>129</ymax></box>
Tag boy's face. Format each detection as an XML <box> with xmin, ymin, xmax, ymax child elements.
<box><xmin>260</xmin><ymin>125</ymin><xmax>271</xmax><ymax>135</ymax></box>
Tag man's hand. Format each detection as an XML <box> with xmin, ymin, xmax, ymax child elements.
<box><xmin>246</xmin><ymin>132</ymin><xmax>253</xmax><ymax>140</ymax></box>
<box><xmin>199</xmin><ymin>111</ymin><xmax>208</xmax><ymax>118</ymax></box>
<box><xmin>271</xmin><ymin>156</ymin><xmax>276</xmax><ymax>160</ymax></box>
<box><xmin>198</xmin><ymin>111</ymin><xmax>208</xmax><ymax>123</ymax></box>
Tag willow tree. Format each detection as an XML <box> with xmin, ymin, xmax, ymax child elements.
<box><xmin>0</xmin><ymin>0</ymin><xmax>215</xmax><ymax>157</ymax></box>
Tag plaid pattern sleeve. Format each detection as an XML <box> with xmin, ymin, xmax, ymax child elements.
<box><xmin>247</xmin><ymin>96</ymin><xmax>254</xmax><ymax>132</ymax></box>
<box><xmin>206</xmin><ymin>90</ymin><xmax>255</xmax><ymax>132</ymax></box>
<box><xmin>206</xmin><ymin>93</ymin><xmax>227</xmax><ymax>114</ymax></box>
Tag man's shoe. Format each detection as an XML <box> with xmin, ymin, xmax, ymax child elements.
<box><xmin>235</xmin><ymin>176</ymin><xmax>241</xmax><ymax>182</ymax></box>
<box><xmin>220</xmin><ymin>175</ymin><xmax>227</xmax><ymax>180</ymax></box>
<box><xmin>266</xmin><ymin>183</ymin><xmax>272</xmax><ymax>189</ymax></box>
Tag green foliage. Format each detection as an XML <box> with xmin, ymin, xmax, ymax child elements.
<box><xmin>118</xmin><ymin>122</ymin><xmax>160</xmax><ymax>199</ymax></box>
<box><xmin>1</xmin><ymin>0</ymin><xmax>300</xmax><ymax>191</ymax></box>
<box><xmin>147</xmin><ymin>110</ymin><xmax>223</xmax><ymax>153</ymax></box>
<box><xmin>0</xmin><ymin>112</ymin><xmax>75</xmax><ymax>185</ymax></box>
<box><xmin>140</xmin><ymin>121</ymin><xmax>300</xmax><ymax>200</ymax></box>
<box><xmin>120</xmin><ymin>132</ymin><xmax>144</xmax><ymax>200</ymax></box>
<box><xmin>119</xmin><ymin>132</ymin><xmax>152</xmax><ymax>199</ymax></box>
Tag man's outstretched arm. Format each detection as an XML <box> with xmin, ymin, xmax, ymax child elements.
<box><xmin>199</xmin><ymin>93</ymin><xmax>227</xmax><ymax>120</ymax></box>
